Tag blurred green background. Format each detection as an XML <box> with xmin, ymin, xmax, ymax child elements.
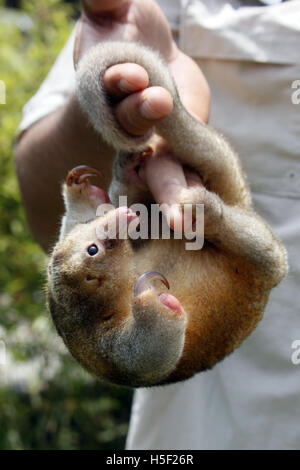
<box><xmin>0</xmin><ymin>0</ymin><xmax>133</xmax><ymax>450</ymax></box>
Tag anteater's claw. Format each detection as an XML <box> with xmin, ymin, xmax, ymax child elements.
<box><xmin>66</xmin><ymin>165</ymin><xmax>101</xmax><ymax>186</ymax></box>
<box><xmin>134</xmin><ymin>271</ymin><xmax>170</xmax><ymax>297</ymax></box>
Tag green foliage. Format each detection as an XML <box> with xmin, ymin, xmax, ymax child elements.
<box><xmin>0</xmin><ymin>0</ymin><xmax>132</xmax><ymax>449</ymax></box>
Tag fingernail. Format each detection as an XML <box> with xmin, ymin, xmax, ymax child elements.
<box><xmin>140</xmin><ymin>99</ymin><xmax>164</xmax><ymax>120</ymax></box>
<box><xmin>118</xmin><ymin>78</ymin><xmax>136</xmax><ymax>93</ymax></box>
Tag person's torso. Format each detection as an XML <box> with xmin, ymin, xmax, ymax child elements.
<box><xmin>127</xmin><ymin>0</ymin><xmax>300</xmax><ymax>450</ymax></box>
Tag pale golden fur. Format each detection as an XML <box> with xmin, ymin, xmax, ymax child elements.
<box><xmin>47</xmin><ymin>42</ymin><xmax>288</xmax><ymax>387</ymax></box>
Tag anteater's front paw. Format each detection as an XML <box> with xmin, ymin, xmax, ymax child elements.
<box><xmin>63</xmin><ymin>165</ymin><xmax>111</xmax><ymax>222</ymax></box>
<box><xmin>115</xmin><ymin>147</ymin><xmax>154</xmax><ymax>187</ymax></box>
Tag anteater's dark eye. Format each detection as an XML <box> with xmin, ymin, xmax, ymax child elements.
<box><xmin>87</xmin><ymin>244</ymin><xmax>98</xmax><ymax>256</ymax></box>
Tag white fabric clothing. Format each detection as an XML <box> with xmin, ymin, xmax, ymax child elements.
<box><xmin>19</xmin><ymin>0</ymin><xmax>300</xmax><ymax>450</ymax></box>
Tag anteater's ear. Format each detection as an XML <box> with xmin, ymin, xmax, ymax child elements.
<box><xmin>75</xmin><ymin>41</ymin><xmax>179</xmax><ymax>152</ymax></box>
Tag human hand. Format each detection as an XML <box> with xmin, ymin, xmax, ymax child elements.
<box><xmin>75</xmin><ymin>0</ymin><xmax>210</xmax><ymax>212</ymax></box>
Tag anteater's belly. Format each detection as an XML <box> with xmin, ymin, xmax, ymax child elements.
<box><xmin>134</xmin><ymin>238</ymin><xmax>269</xmax><ymax>382</ymax></box>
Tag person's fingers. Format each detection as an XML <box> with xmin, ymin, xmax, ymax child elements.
<box><xmin>115</xmin><ymin>86</ymin><xmax>173</xmax><ymax>136</ymax></box>
<box><xmin>139</xmin><ymin>153</ymin><xmax>187</xmax><ymax>230</ymax></box>
<box><xmin>139</xmin><ymin>153</ymin><xmax>186</xmax><ymax>205</ymax></box>
<box><xmin>103</xmin><ymin>63</ymin><xmax>149</xmax><ymax>99</ymax></box>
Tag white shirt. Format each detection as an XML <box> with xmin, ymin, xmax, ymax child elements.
<box><xmin>19</xmin><ymin>0</ymin><xmax>300</xmax><ymax>450</ymax></box>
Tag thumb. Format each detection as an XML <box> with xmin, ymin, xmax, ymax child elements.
<box><xmin>115</xmin><ymin>86</ymin><xmax>174</xmax><ymax>137</ymax></box>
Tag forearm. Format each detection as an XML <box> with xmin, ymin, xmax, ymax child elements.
<box><xmin>16</xmin><ymin>94</ymin><xmax>115</xmax><ymax>253</ymax></box>
<box><xmin>16</xmin><ymin>0</ymin><xmax>210</xmax><ymax>254</ymax></box>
